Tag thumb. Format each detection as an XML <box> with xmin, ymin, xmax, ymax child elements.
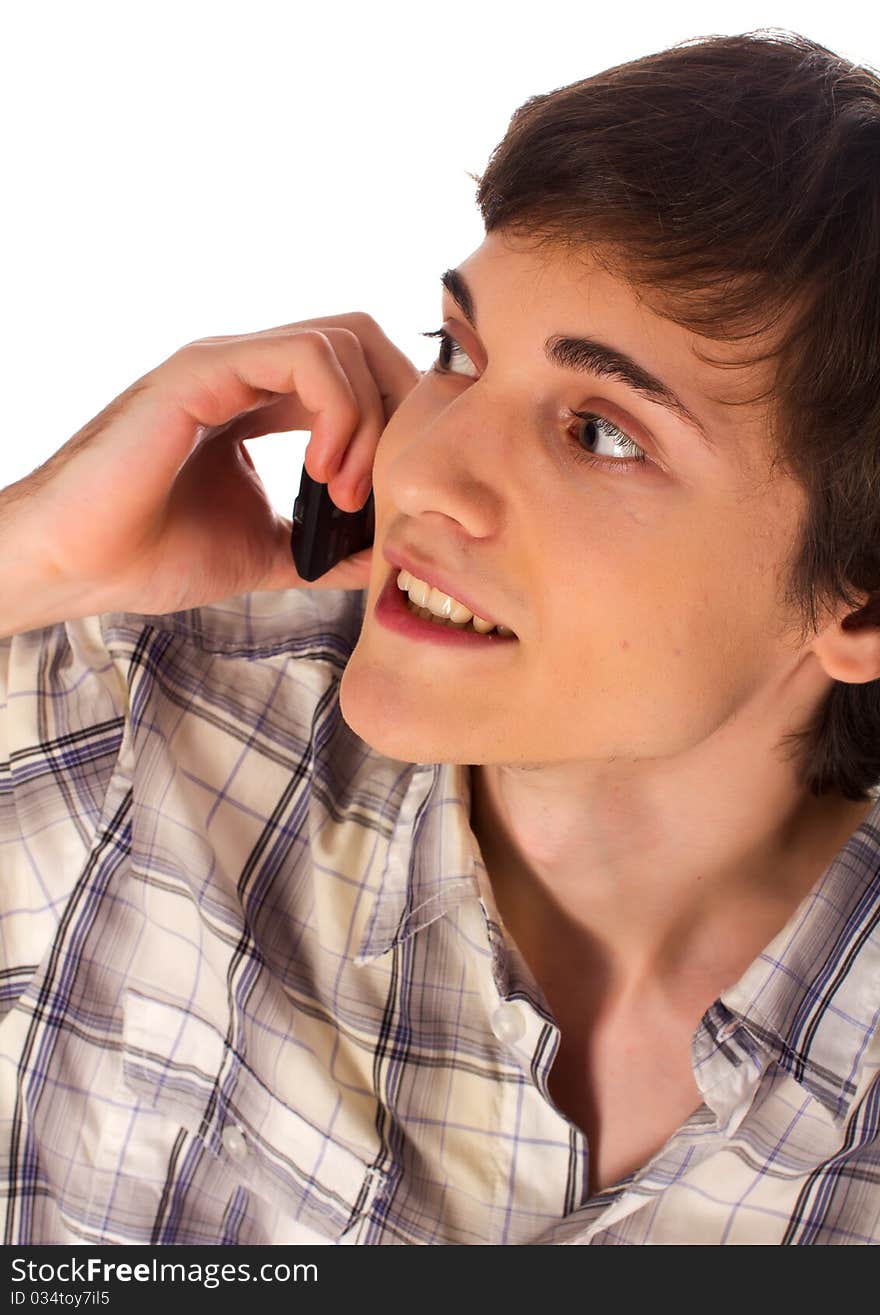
<box><xmin>319</xmin><ymin>546</ymin><xmax>374</xmax><ymax>591</ymax></box>
<box><xmin>260</xmin><ymin>526</ymin><xmax>375</xmax><ymax>594</ymax></box>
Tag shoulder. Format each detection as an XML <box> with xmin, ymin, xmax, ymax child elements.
<box><xmin>98</xmin><ymin>586</ymin><xmax>367</xmax><ymax>664</ymax></box>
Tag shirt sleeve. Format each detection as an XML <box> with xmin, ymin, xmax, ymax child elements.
<box><xmin>0</xmin><ymin>614</ymin><xmax>131</xmax><ymax>1019</ymax></box>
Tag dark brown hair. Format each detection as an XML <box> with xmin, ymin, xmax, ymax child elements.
<box><xmin>473</xmin><ymin>27</ymin><xmax>880</xmax><ymax>801</ymax></box>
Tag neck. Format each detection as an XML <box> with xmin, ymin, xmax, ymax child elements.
<box><xmin>468</xmin><ymin>702</ymin><xmax>875</xmax><ymax>1015</ymax></box>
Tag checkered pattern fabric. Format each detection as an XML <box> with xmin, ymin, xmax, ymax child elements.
<box><xmin>2</xmin><ymin>587</ymin><xmax>879</xmax><ymax>1244</ymax></box>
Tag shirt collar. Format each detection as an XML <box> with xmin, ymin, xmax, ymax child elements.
<box><xmin>719</xmin><ymin>797</ymin><xmax>880</xmax><ymax>1123</ymax></box>
<box><xmin>355</xmin><ymin>749</ymin><xmax>880</xmax><ymax>1124</ymax></box>
<box><xmin>355</xmin><ymin>760</ymin><xmax>479</xmax><ymax>963</ymax></box>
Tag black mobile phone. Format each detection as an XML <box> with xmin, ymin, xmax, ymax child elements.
<box><xmin>290</xmin><ymin>465</ymin><xmax>375</xmax><ymax>582</ymax></box>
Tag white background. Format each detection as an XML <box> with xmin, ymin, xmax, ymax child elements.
<box><xmin>2</xmin><ymin>1</ymin><xmax>877</xmax><ymax>511</ymax></box>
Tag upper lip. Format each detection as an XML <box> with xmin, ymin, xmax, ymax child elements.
<box><xmin>382</xmin><ymin>543</ymin><xmax>513</xmax><ymax>631</ymax></box>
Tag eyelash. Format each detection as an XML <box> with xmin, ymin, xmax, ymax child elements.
<box><xmin>420</xmin><ymin>327</ymin><xmax>649</xmax><ymax>474</ymax></box>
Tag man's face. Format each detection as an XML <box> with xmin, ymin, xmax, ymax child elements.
<box><xmin>340</xmin><ymin>230</ymin><xmax>812</xmax><ymax>767</ymax></box>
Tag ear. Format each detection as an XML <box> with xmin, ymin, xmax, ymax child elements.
<box><xmin>810</xmin><ymin>593</ymin><xmax>880</xmax><ymax>685</ymax></box>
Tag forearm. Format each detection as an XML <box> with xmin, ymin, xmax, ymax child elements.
<box><xmin>0</xmin><ymin>477</ymin><xmax>104</xmax><ymax>640</ymax></box>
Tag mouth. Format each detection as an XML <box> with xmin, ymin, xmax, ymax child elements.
<box><xmin>374</xmin><ymin>565</ymin><xmax>520</xmax><ymax>649</ymax></box>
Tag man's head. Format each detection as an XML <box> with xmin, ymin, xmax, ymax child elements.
<box><xmin>340</xmin><ymin>28</ymin><xmax>880</xmax><ymax>802</ymax></box>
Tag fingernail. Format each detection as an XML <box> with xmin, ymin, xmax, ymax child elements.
<box><xmin>355</xmin><ymin>476</ymin><xmax>372</xmax><ymax>507</ymax></box>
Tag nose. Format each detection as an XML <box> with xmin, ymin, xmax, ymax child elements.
<box><xmin>384</xmin><ymin>393</ymin><xmax>505</xmax><ymax>540</ymax></box>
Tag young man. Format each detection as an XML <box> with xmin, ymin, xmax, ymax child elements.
<box><xmin>2</xmin><ymin>29</ymin><xmax>879</xmax><ymax>1244</ymax></box>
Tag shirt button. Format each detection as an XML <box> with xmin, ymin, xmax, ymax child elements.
<box><xmin>222</xmin><ymin>1124</ymin><xmax>248</xmax><ymax>1163</ymax></box>
<box><xmin>717</xmin><ymin>1020</ymin><xmax>738</xmax><ymax>1044</ymax></box>
<box><xmin>491</xmin><ymin>1001</ymin><xmax>527</xmax><ymax>1045</ymax></box>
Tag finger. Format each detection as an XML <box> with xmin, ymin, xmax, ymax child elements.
<box><xmin>167</xmin><ymin>330</ymin><xmax>363</xmax><ymax>465</ymax></box>
<box><xmin>217</xmin><ymin>327</ymin><xmax>385</xmax><ymax>465</ymax></box>
<box><xmin>218</xmin><ymin>329</ymin><xmax>389</xmax><ymax>508</ymax></box>
<box><xmin>305</xmin><ymin>330</ymin><xmax>386</xmax><ymax>504</ymax></box>
<box><xmin>209</xmin><ymin>313</ymin><xmax>421</xmax><ymax>422</ymax></box>
<box><xmin>346</xmin><ymin>318</ymin><xmax>422</xmax><ymax>422</ymax></box>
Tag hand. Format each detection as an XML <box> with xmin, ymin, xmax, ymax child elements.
<box><xmin>17</xmin><ymin>313</ymin><xmax>420</xmax><ymax>618</ymax></box>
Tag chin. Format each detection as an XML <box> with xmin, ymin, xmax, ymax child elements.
<box><xmin>338</xmin><ymin>659</ymin><xmax>426</xmax><ymax>762</ymax></box>
<box><xmin>339</xmin><ymin>659</ymin><xmax>464</xmax><ymax>764</ymax></box>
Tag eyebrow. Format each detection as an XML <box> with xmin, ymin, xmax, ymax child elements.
<box><xmin>440</xmin><ymin>267</ymin><xmax>713</xmax><ymax>448</ymax></box>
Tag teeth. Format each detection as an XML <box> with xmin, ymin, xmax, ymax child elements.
<box><xmin>406</xmin><ymin>599</ymin><xmax>483</xmax><ymax>632</ymax></box>
<box><xmin>410</xmin><ymin>602</ymin><xmax>468</xmax><ymax>628</ymax></box>
<box><xmin>428</xmin><ymin>585</ymin><xmax>473</xmax><ymax>624</ymax></box>
<box><xmin>396</xmin><ymin>569</ymin><xmax>507</xmax><ymax>634</ymax></box>
<box><xmin>397</xmin><ymin>569</ymin><xmax>517</xmax><ymax>638</ymax></box>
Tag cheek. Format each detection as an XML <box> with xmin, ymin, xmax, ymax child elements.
<box><xmin>521</xmin><ymin>514</ymin><xmax>773</xmax><ymax>752</ymax></box>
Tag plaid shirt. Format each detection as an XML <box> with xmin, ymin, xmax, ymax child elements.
<box><xmin>2</xmin><ymin>586</ymin><xmax>879</xmax><ymax>1246</ymax></box>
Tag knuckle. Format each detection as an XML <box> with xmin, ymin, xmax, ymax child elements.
<box><xmin>176</xmin><ymin>339</ymin><xmax>214</xmax><ymax>361</ymax></box>
<box><xmin>347</xmin><ymin>310</ymin><xmax>378</xmax><ymax>330</ymax></box>
<box><xmin>331</xmin><ymin>326</ymin><xmax>364</xmax><ymax>354</ymax></box>
<box><xmin>299</xmin><ymin>328</ymin><xmax>334</xmax><ymax>356</ymax></box>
